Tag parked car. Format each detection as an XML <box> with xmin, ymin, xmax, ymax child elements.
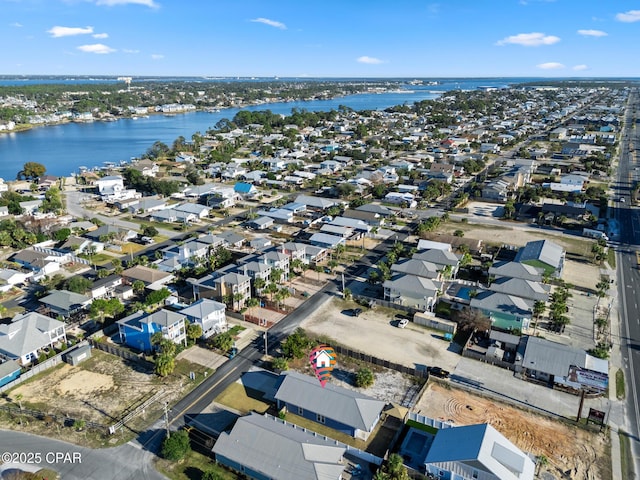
<box><xmin>351</xmin><ymin>308</ymin><xmax>362</xmax><ymax>317</ymax></box>
<box><xmin>428</xmin><ymin>366</ymin><xmax>450</xmax><ymax>378</ymax></box>
<box><xmin>397</xmin><ymin>319</ymin><xmax>409</xmax><ymax>328</ymax></box>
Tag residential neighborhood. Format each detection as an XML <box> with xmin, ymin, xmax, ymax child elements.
<box><xmin>0</xmin><ymin>80</ymin><xmax>637</xmax><ymax>480</ymax></box>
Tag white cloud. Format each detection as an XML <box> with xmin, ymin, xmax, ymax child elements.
<box><xmin>496</xmin><ymin>32</ymin><xmax>560</xmax><ymax>46</ymax></box>
<box><xmin>357</xmin><ymin>56</ymin><xmax>384</xmax><ymax>64</ymax></box>
<box><xmin>573</xmin><ymin>64</ymin><xmax>588</xmax><ymax>71</ymax></box>
<box><xmin>48</xmin><ymin>25</ymin><xmax>94</xmax><ymax>38</ymax></box>
<box><xmin>94</xmin><ymin>0</ymin><xmax>159</xmax><ymax>7</ymax></box>
<box><xmin>151</xmin><ymin>54</ymin><xmax>164</xmax><ymax>60</ymax></box>
<box><xmin>537</xmin><ymin>62</ymin><xmax>565</xmax><ymax>70</ymax></box>
<box><xmin>77</xmin><ymin>43</ymin><xmax>116</xmax><ymax>54</ymax></box>
<box><xmin>10</xmin><ymin>22</ymin><xmax>23</xmax><ymax>28</ymax></box>
<box><xmin>250</xmin><ymin>17</ymin><xmax>286</xmax><ymax>29</ymax></box>
<box><xmin>93</xmin><ymin>33</ymin><xmax>109</xmax><ymax>39</ymax></box>
<box><xmin>616</xmin><ymin>10</ymin><xmax>640</xmax><ymax>22</ymax></box>
<box><xmin>577</xmin><ymin>29</ymin><xmax>607</xmax><ymax>37</ymax></box>
<box><xmin>123</xmin><ymin>49</ymin><xmax>140</xmax><ymax>54</ymax></box>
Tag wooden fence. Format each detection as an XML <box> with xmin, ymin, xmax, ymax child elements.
<box><xmin>332</xmin><ymin>345</ymin><xmax>429</xmax><ymax>380</ymax></box>
<box><xmin>89</xmin><ymin>340</ymin><xmax>154</xmax><ymax>370</ymax></box>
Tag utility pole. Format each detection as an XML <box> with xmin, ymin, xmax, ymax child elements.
<box><xmin>263</xmin><ymin>332</ymin><xmax>268</xmax><ymax>356</ymax></box>
<box><xmin>342</xmin><ymin>272</ymin><xmax>345</xmax><ymax>296</ymax></box>
<box><xmin>163</xmin><ymin>401</ymin><xmax>170</xmax><ymax>438</ymax></box>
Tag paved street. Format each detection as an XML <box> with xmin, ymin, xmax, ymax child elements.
<box><xmin>0</xmin><ymin>429</ymin><xmax>164</xmax><ymax>480</ymax></box>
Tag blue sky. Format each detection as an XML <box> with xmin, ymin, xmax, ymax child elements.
<box><xmin>2</xmin><ymin>0</ymin><xmax>640</xmax><ymax>77</ymax></box>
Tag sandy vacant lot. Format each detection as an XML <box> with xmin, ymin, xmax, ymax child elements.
<box><xmin>416</xmin><ymin>383</ymin><xmax>610</xmax><ymax>480</ymax></box>
<box><xmin>300</xmin><ymin>297</ymin><xmax>461</xmax><ymax>372</ymax></box>
<box><xmin>3</xmin><ymin>350</ymin><xmax>204</xmax><ymax>433</ymax></box>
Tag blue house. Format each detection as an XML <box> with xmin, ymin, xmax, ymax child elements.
<box><xmin>117</xmin><ymin>309</ymin><xmax>187</xmax><ymax>353</ymax></box>
<box><xmin>274</xmin><ymin>371</ymin><xmax>387</xmax><ymax>441</ymax></box>
<box><xmin>234</xmin><ymin>182</ymin><xmax>258</xmax><ymax>197</ymax></box>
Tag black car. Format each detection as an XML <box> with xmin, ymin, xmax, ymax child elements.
<box><xmin>428</xmin><ymin>366</ymin><xmax>450</xmax><ymax>379</ymax></box>
<box><xmin>351</xmin><ymin>308</ymin><xmax>362</xmax><ymax>317</ymax></box>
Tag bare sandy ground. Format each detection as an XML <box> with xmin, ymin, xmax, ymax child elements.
<box><xmin>416</xmin><ymin>382</ymin><xmax>609</xmax><ymax>480</ymax></box>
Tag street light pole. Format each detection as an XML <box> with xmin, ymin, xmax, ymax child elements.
<box><xmin>263</xmin><ymin>332</ymin><xmax>268</xmax><ymax>356</ymax></box>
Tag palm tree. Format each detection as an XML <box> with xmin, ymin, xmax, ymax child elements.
<box><xmin>253</xmin><ymin>277</ymin><xmax>266</xmax><ymax>296</ymax></box>
<box><xmin>233</xmin><ymin>292</ymin><xmax>245</xmax><ymax>311</ymax></box>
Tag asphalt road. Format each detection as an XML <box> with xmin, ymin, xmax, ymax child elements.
<box><xmin>0</xmin><ymin>429</ymin><xmax>164</xmax><ymax>480</ymax></box>
<box><xmin>614</xmin><ymin>88</ymin><xmax>640</xmax><ymax>477</ymax></box>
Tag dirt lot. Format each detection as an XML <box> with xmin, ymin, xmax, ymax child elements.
<box><xmin>0</xmin><ymin>349</ymin><xmax>206</xmax><ymax>445</ymax></box>
<box><xmin>416</xmin><ymin>382</ymin><xmax>610</xmax><ymax>480</ymax></box>
<box><xmin>300</xmin><ymin>297</ymin><xmax>461</xmax><ymax>372</ymax></box>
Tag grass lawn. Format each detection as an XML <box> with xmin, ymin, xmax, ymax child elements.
<box><xmin>619</xmin><ymin>430</ymin><xmax>634</xmax><ymax>480</ymax></box>
<box><xmin>607</xmin><ymin>247</ymin><xmax>616</xmax><ymax>269</ymax></box>
<box><xmin>79</xmin><ymin>252</ymin><xmax>114</xmax><ymax>266</ymax></box>
<box><xmin>616</xmin><ymin>368</ymin><xmax>625</xmax><ymax>400</ymax></box>
<box><xmin>215</xmin><ymin>382</ymin><xmax>270</xmax><ymax>414</ymax></box>
<box><xmin>155</xmin><ymin>450</ymin><xmax>239</xmax><ymax>480</ymax></box>
<box><xmin>283</xmin><ymin>411</ymin><xmax>366</xmax><ymax>450</ymax></box>
<box><xmin>227</xmin><ymin>325</ymin><xmax>246</xmax><ymax>336</ymax></box>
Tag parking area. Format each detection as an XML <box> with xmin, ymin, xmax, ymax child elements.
<box><xmin>300</xmin><ymin>297</ymin><xmax>461</xmax><ymax>372</ymax></box>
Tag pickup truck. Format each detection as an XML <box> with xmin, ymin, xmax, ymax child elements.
<box><xmin>428</xmin><ymin>366</ymin><xmax>450</xmax><ymax>379</ymax></box>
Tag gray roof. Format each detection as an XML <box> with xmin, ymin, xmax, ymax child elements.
<box><xmin>39</xmin><ymin>289</ymin><xmax>91</xmax><ymax>311</ymax></box>
<box><xmin>213</xmin><ymin>413</ymin><xmax>346</xmax><ymax>480</ymax></box>
<box><xmin>488</xmin><ymin>261</ymin><xmax>544</xmax><ymax>282</ymax></box>
<box><xmin>218</xmin><ymin>231</ymin><xmax>245</xmax><ymax>246</ymax></box>
<box><xmin>489</xmin><ymin>277</ymin><xmax>549</xmax><ymax>301</ymax></box>
<box><xmin>118</xmin><ymin>309</ymin><xmax>185</xmax><ymax>331</ymax></box>
<box><xmin>0</xmin><ymin>312</ymin><xmax>65</xmax><ymax>359</ymax></box>
<box><xmin>295</xmin><ymin>194</ymin><xmax>338</xmax><ymax>209</ymax></box>
<box><xmin>355</xmin><ymin>203</ymin><xmax>395</xmax><ymax>216</ymax></box>
<box><xmin>309</xmin><ymin>232</ymin><xmax>344</xmax><ymax>248</ymax></box>
<box><xmin>274</xmin><ymin>371</ymin><xmax>386</xmax><ymax>432</ymax></box>
<box><xmin>383</xmin><ymin>274</ymin><xmax>439</xmax><ymax>297</ymax></box>
<box><xmin>413</xmin><ymin>248</ymin><xmax>460</xmax><ymax>267</ymax></box>
<box><xmin>180</xmin><ymin>299</ymin><xmax>225</xmax><ymax>320</ymax></box>
<box><xmin>391</xmin><ymin>259</ymin><xmax>440</xmax><ymax>279</ymax></box>
<box><xmin>215</xmin><ymin>272</ymin><xmax>250</xmax><ymax>286</ymax></box>
<box><xmin>470</xmin><ymin>291</ymin><xmax>533</xmax><ymax>317</ymax></box>
<box><xmin>515</xmin><ymin>239</ymin><xmax>564</xmax><ymax>269</ymax></box>
<box><xmin>522</xmin><ymin>336</ymin><xmax>608</xmax><ymax>377</ymax></box>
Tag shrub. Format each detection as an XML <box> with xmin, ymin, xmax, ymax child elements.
<box><xmin>355</xmin><ymin>367</ymin><xmax>375</xmax><ymax>388</ymax></box>
<box><xmin>202</xmin><ymin>470</ymin><xmax>223</xmax><ymax>480</ymax></box>
<box><xmin>160</xmin><ymin>429</ymin><xmax>190</xmax><ymax>461</ymax></box>
<box><xmin>272</xmin><ymin>357</ymin><xmax>289</xmax><ymax>372</ymax></box>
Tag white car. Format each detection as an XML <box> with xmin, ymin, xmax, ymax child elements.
<box><xmin>398</xmin><ymin>319</ymin><xmax>409</xmax><ymax>328</ymax></box>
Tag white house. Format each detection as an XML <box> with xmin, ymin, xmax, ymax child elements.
<box><xmin>180</xmin><ymin>299</ymin><xmax>227</xmax><ymax>338</ymax></box>
<box><xmin>0</xmin><ymin>312</ymin><xmax>67</xmax><ymax>366</ymax></box>
<box><xmin>95</xmin><ymin>176</ymin><xmax>125</xmax><ymax>198</ymax></box>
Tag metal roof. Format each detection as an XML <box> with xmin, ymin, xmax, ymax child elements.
<box><xmin>274</xmin><ymin>371</ymin><xmax>386</xmax><ymax>432</ymax></box>
<box><xmin>213</xmin><ymin>412</ymin><xmax>346</xmax><ymax>480</ymax></box>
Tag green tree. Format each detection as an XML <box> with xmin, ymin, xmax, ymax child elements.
<box><xmin>272</xmin><ymin>357</ymin><xmax>289</xmax><ymax>371</ymax></box>
<box><xmin>211</xmin><ymin>332</ymin><xmax>234</xmax><ymax>353</ymax></box>
<box><xmin>154</xmin><ymin>353</ymin><xmax>176</xmax><ymax>377</ymax></box>
<box><xmin>145</xmin><ymin>287</ymin><xmax>171</xmax><ymax>306</ymax></box>
<box><xmin>160</xmin><ymin>429</ymin><xmax>190</xmax><ymax>460</ymax></box>
<box><xmin>132</xmin><ymin>280</ymin><xmax>146</xmax><ymax>294</ymax></box>
<box><xmin>202</xmin><ymin>470</ymin><xmax>224</xmax><ymax>480</ymax></box>
<box><xmin>281</xmin><ymin>328</ymin><xmax>310</xmax><ymax>359</ymax></box>
<box><xmin>355</xmin><ymin>367</ymin><xmax>375</xmax><ymax>388</ymax></box>
<box><xmin>186</xmin><ymin>323</ymin><xmax>203</xmax><ymax>342</ymax></box>
<box><xmin>53</xmin><ymin>228</ymin><xmax>71</xmax><ymax>242</ymax></box>
<box><xmin>142</xmin><ymin>225</ymin><xmax>159</xmax><ymax>237</ymax></box>
<box><xmin>18</xmin><ymin>162</ymin><xmax>46</xmax><ymax>180</ymax></box>
<box><xmin>41</xmin><ymin>187</ymin><xmax>64</xmax><ymax>213</ymax></box>
<box><xmin>66</xmin><ymin>276</ymin><xmax>92</xmax><ymax>294</ymax></box>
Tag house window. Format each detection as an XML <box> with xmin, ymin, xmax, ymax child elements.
<box><xmin>298</xmin><ymin>407</ymin><xmax>303</xmax><ymax>415</ymax></box>
<box><xmin>316</xmin><ymin>414</ymin><xmax>325</xmax><ymax>424</ymax></box>
<box><xmin>472</xmin><ymin>470</ymin><xmax>479</xmax><ymax>479</ymax></box>
<box><xmin>438</xmin><ymin>471</ymin><xmax>444</xmax><ymax>477</ymax></box>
